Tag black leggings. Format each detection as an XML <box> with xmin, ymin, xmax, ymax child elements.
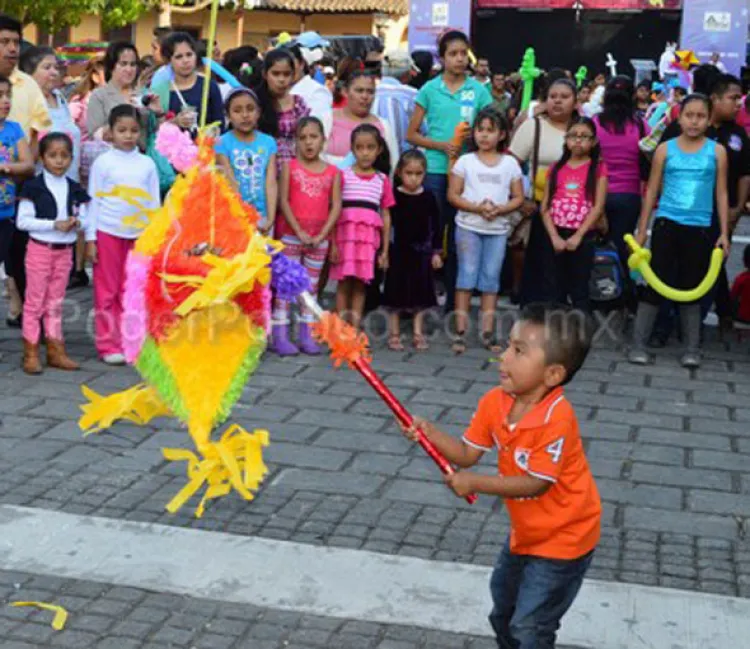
<box><xmin>642</xmin><ymin>218</ymin><xmax>713</xmax><ymax>306</ymax></box>
<box><xmin>539</xmin><ymin>226</ymin><xmax>595</xmax><ymax>312</ymax></box>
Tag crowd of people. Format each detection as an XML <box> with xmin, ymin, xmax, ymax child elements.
<box><xmin>0</xmin><ymin>15</ymin><xmax>748</xmax><ymax>374</ymax></box>
<box><xmin>1</xmin><ymin>13</ymin><xmax>750</xmax><ymax>649</ymax></box>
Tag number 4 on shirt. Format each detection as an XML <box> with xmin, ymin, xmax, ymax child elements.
<box><xmin>546</xmin><ymin>438</ymin><xmax>564</xmax><ymax>463</ymax></box>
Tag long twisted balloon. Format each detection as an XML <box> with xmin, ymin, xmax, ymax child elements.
<box><xmin>519</xmin><ymin>47</ymin><xmax>541</xmax><ymax>111</ymax></box>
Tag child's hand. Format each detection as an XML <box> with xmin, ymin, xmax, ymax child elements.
<box><xmin>54</xmin><ymin>218</ymin><xmax>78</xmax><ymax>233</ymax></box>
<box><xmin>635</xmin><ymin>229</ymin><xmax>648</xmax><ymax>248</ymax></box>
<box><xmin>399</xmin><ymin>416</ymin><xmax>434</xmax><ymax>443</ymax></box>
<box><xmin>431</xmin><ymin>253</ymin><xmax>443</xmax><ymax>270</ymax></box>
<box><xmin>491</xmin><ymin>204</ymin><xmax>508</xmax><ymax>219</ymax></box>
<box><xmin>85</xmin><ymin>242</ymin><xmax>98</xmax><ymax>264</ymax></box>
<box><xmin>551</xmin><ymin>234</ymin><xmax>567</xmax><ymax>253</ymax></box>
<box><xmin>378</xmin><ymin>250</ymin><xmax>389</xmax><ymax>270</ymax></box>
<box><xmin>441</xmin><ymin>141</ymin><xmax>460</xmax><ymax>159</ymax></box>
<box><xmin>479</xmin><ymin>200</ymin><xmax>495</xmax><ymax>221</ymax></box>
<box><xmin>329</xmin><ymin>243</ymin><xmax>340</xmax><ymax>264</ymax></box>
<box><xmin>259</xmin><ymin>221</ymin><xmax>275</xmax><ymax>236</ymax></box>
<box><xmin>565</xmin><ymin>234</ymin><xmax>582</xmax><ymax>251</ymax></box>
<box><xmin>444</xmin><ymin>471</ymin><xmax>476</xmax><ymax>498</ymax></box>
<box><xmin>296</xmin><ymin>230</ymin><xmax>313</xmax><ymax>246</ymax></box>
<box><xmin>717</xmin><ymin>234</ymin><xmax>731</xmax><ymax>258</ymax></box>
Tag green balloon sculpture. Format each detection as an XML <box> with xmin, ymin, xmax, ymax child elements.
<box><xmin>519</xmin><ymin>47</ymin><xmax>542</xmax><ymax>111</ymax></box>
<box><xmin>575</xmin><ymin>66</ymin><xmax>588</xmax><ymax>88</ymax></box>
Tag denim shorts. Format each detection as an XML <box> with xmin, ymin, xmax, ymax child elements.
<box><xmin>455</xmin><ymin>225</ymin><xmax>508</xmax><ymax>294</ymax></box>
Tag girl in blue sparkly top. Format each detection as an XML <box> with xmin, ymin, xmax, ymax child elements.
<box><xmin>629</xmin><ymin>94</ymin><xmax>729</xmax><ymax>369</ymax></box>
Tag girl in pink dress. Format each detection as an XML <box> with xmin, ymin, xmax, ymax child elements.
<box><xmin>331</xmin><ymin>124</ymin><xmax>394</xmax><ymax>328</ymax></box>
<box><xmin>273</xmin><ymin>117</ymin><xmax>342</xmax><ymax>355</ymax></box>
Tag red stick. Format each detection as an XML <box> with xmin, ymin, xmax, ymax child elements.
<box><xmin>353</xmin><ymin>358</ymin><xmax>477</xmax><ymax>504</ymax></box>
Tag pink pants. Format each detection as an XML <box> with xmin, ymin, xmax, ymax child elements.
<box><xmin>94</xmin><ymin>231</ymin><xmax>134</xmax><ymax>357</ymax></box>
<box><xmin>22</xmin><ymin>239</ymin><xmax>73</xmax><ymax>344</ymax></box>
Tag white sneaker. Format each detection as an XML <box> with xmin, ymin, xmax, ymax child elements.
<box><xmin>101</xmin><ymin>353</ymin><xmax>126</xmax><ymax>366</ymax></box>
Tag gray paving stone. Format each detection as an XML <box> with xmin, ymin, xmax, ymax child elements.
<box><xmin>293</xmin><ymin>410</ymin><xmax>387</xmax><ymax>432</ymax></box>
<box><xmin>630</xmin><ymin>463</ymin><xmax>732</xmax><ymax>491</ymax></box>
<box><xmin>689</xmin><ymin>490</ymin><xmax>750</xmax><ymax>516</ymax></box>
<box><xmin>271</xmin><ymin>469</ymin><xmax>386</xmax><ymax>496</ymax></box>
<box><xmin>585</xmin><ymin>440</ymin><xmax>634</xmax><ymax>461</ymax></box>
<box><xmin>382</xmin><ymin>479</ymin><xmax>481</xmax><ymax>509</ymax></box>
<box><xmin>588</xmin><ymin>459</ymin><xmax>626</xmax><ymax>479</ymax></box>
<box><xmin>606</xmin><ymin>384</ymin><xmax>686</xmax><ymax>401</ymax></box>
<box><xmin>261</xmin><ymin>390</ymin><xmax>355</xmax><ymax>411</ymax></box>
<box><xmin>579</xmin><ymin>421</ymin><xmax>632</xmax><ymax>442</ymax></box>
<box><xmin>637</xmin><ymin>428</ymin><xmax>731</xmax><ymax>451</ymax></box>
<box><xmin>624</xmin><ymin>507</ymin><xmax>739</xmax><ymax>540</ymax></box>
<box><xmin>314</xmin><ymin>430</ymin><xmax>406</xmax><ymax>454</ymax></box>
<box><xmin>350</xmin><ymin>452</ymin><xmax>410</xmax><ymax>475</ymax></box>
<box><xmin>410</xmin><ymin>390</ymin><xmax>485</xmax><ymax>409</ymax></box>
<box><xmin>642</xmin><ymin>400</ymin><xmax>729</xmax><ymax>420</ymax></box>
<box><xmin>0</xmin><ymin>396</ymin><xmax>43</xmax><ymax>414</ymax></box>
<box><xmin>650</xmin><ymin>377</ymin><xmax>731</xmax><ymax>392</ymax></box>
<box><xmin>692</xmin><ymin>449</ymin><xmax>750</xmax><ymax>472</ymax></box>
<box><xmin>596</xmin><ymin>479</ymin><xmax>683</xmax><ymax>510</ymax></box>
<box><xmin>596</xmin><ymin>409</ymin><xmax>684</xmax><ymax>430</ymax></box>
<box><xmin>266</xmin><ymin>442</ymin><xmax>352</xmax><ymax>471</ymax></box>
<box><xmin>631</xmin><ymin>444</ymin><xmax>685</xmax><ymax>467</ymax></box>
<box><xmin>688</xmin><ymin>417</ymin><xmax>750</xmax><ymax>437</ymax></box>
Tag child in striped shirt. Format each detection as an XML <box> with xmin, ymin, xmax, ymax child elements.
<box><xmin>330</xmin><ymin>124</ymin><xmax>393</xmax><ymax>329</ymax></box>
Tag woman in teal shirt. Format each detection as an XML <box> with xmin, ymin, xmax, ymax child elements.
<box><xmin>406</xmin><ymin>30</ymin><xmax>492</xmax><ymax>313</ymax></box>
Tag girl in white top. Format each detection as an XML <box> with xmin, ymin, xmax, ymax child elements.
<box><xmin>88</xmin><ymin>105</ymin><xmax>160</xmax><ymax>365</ymax></box>
<box><xmin>17</xmin><ymin>133</ymin><xmax>94</xmax><ymax>374</ymax></box>
<box><xmin>448</xmin><ymin>109</ymin><xmax>524</xmax><ymax>354</ymax></box>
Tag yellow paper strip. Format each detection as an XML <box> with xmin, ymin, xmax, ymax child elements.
<box><xmin>11</xmin><ymin>601</ymin><xmax>68</xmax><ymax>630</ymax></box>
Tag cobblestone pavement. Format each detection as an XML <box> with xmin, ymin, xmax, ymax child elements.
<box><xmin>0</xmin><ymin>288</ymin><xmax>749</xmax><ymax>613</ymax></box>
<box><xmin>0</xmin><ymin>570</ymin><xmax>505</xmax><ymax>649</ymax></box>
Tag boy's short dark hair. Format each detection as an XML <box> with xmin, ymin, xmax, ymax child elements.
<box><xmin>0</xmin><ymin>74</ymin><xmax>11</xmax><ymax>92</ymax></box>
<box><xmin>519</xmin><ymin>303</ymin><xmax>594</xmax><ymax>385</ymax></box>
<box><xmin>711</xmin><ymin>74</ymin><xmax>742</xmax><ymax>97</ymax></box>
<box><xmin>0</xmin><ymin>14</ymin><xmax>21</xmax><ymax>37</ymax></box>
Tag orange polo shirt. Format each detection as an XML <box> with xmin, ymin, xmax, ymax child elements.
<box><xmin>463</xmin><ymin>386</ymin><xmax>601</xmax><ymax>560</ymax></box>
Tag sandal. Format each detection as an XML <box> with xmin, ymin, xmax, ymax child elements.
<box><xmin>413</xmin><ymin>334</ymin><xmax>429</xmax><ymax>352</ymax></box>
<box><xmin>481</xmin><ymin>331</ymin><xmax>503</xmax><ymax>353</ymax></box>
<box><xmin>388</xmin><ymin>334</ymin><xmax>405</xmax><ymax>352</ymax></box>
<box><xmin>452</xmin><ymin>333</ymin><xmax>467</xmax><ymax>355</ymax></box>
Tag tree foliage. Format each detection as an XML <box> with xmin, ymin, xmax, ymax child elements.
<box><xmin>0</xmin><ymin>0</ymin><xmax>159</xmax><ymax>33</ymax></box>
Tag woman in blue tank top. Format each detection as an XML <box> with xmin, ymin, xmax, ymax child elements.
<box><xmin>629</xmin><ymin>94</ymin><xmax>729</xmax><ymax>369</ymax></box>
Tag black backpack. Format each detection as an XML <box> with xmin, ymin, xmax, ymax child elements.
<box><xmin>589</xmin><ymin>241</ymin><xmax>625</xmax><ymax>304</ymax></box>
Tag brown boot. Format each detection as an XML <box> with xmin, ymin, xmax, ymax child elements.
<box><xmin>22</xmin><ymin>339</ymin><xmax>43</xmax><ymax>375</ymax></box>
<box><xmin>46</xmin><ymin>339</ymin><xmax>79</xmax><ymax>371</ymax></box>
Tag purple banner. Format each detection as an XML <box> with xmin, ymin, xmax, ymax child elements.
<box><xmin>408</xmin><ymin>0</ymin><xmax>472</xmax><ymax>55</ymax></box>
<box><xmin>680</xmin><ymin>0</ymin><xmax>748</xmax><ymax>75</ymax></box>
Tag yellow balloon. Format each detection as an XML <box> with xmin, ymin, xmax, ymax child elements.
<box><xmin>624</xmin><ymin>234</ymin><xmax>724</xmax><ymax>303</ymax></box>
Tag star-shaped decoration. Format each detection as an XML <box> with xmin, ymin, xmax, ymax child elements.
<box><xmin>673</xmin><ymin>50</ymin><xmax>700</xmax><ymax>70</ymax></box>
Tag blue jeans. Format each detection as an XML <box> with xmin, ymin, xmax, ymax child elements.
<box><xmin>424</xmin><ymin>173</ymin><xmax>457</xmax><ymax>312</ymax></box>
<box><xmin>489</xmin><ymin>539</ymin><xmax>593</xmax><ymax>649</ymax></box>
<box><xmin>455</xmin><ymin>226</ymin><xmax>507</xmax><ymax>293</ymax></box>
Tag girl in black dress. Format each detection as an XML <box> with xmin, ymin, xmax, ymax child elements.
<box><xmin>383</xmin><ymin>150</ymin><xmax>443</xmax><ymax>351</ymax></box>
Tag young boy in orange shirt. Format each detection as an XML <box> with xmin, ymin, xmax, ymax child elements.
<box><xmin>402</xmin><ymin>303</ymin><xmax>601</xmax><ymax>649</ymax></box>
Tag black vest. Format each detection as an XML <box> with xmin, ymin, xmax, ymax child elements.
<box><xmin>19</xmin><ymin>174</ymin><xmax>90</xmax><ymax>221</ymax></box>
